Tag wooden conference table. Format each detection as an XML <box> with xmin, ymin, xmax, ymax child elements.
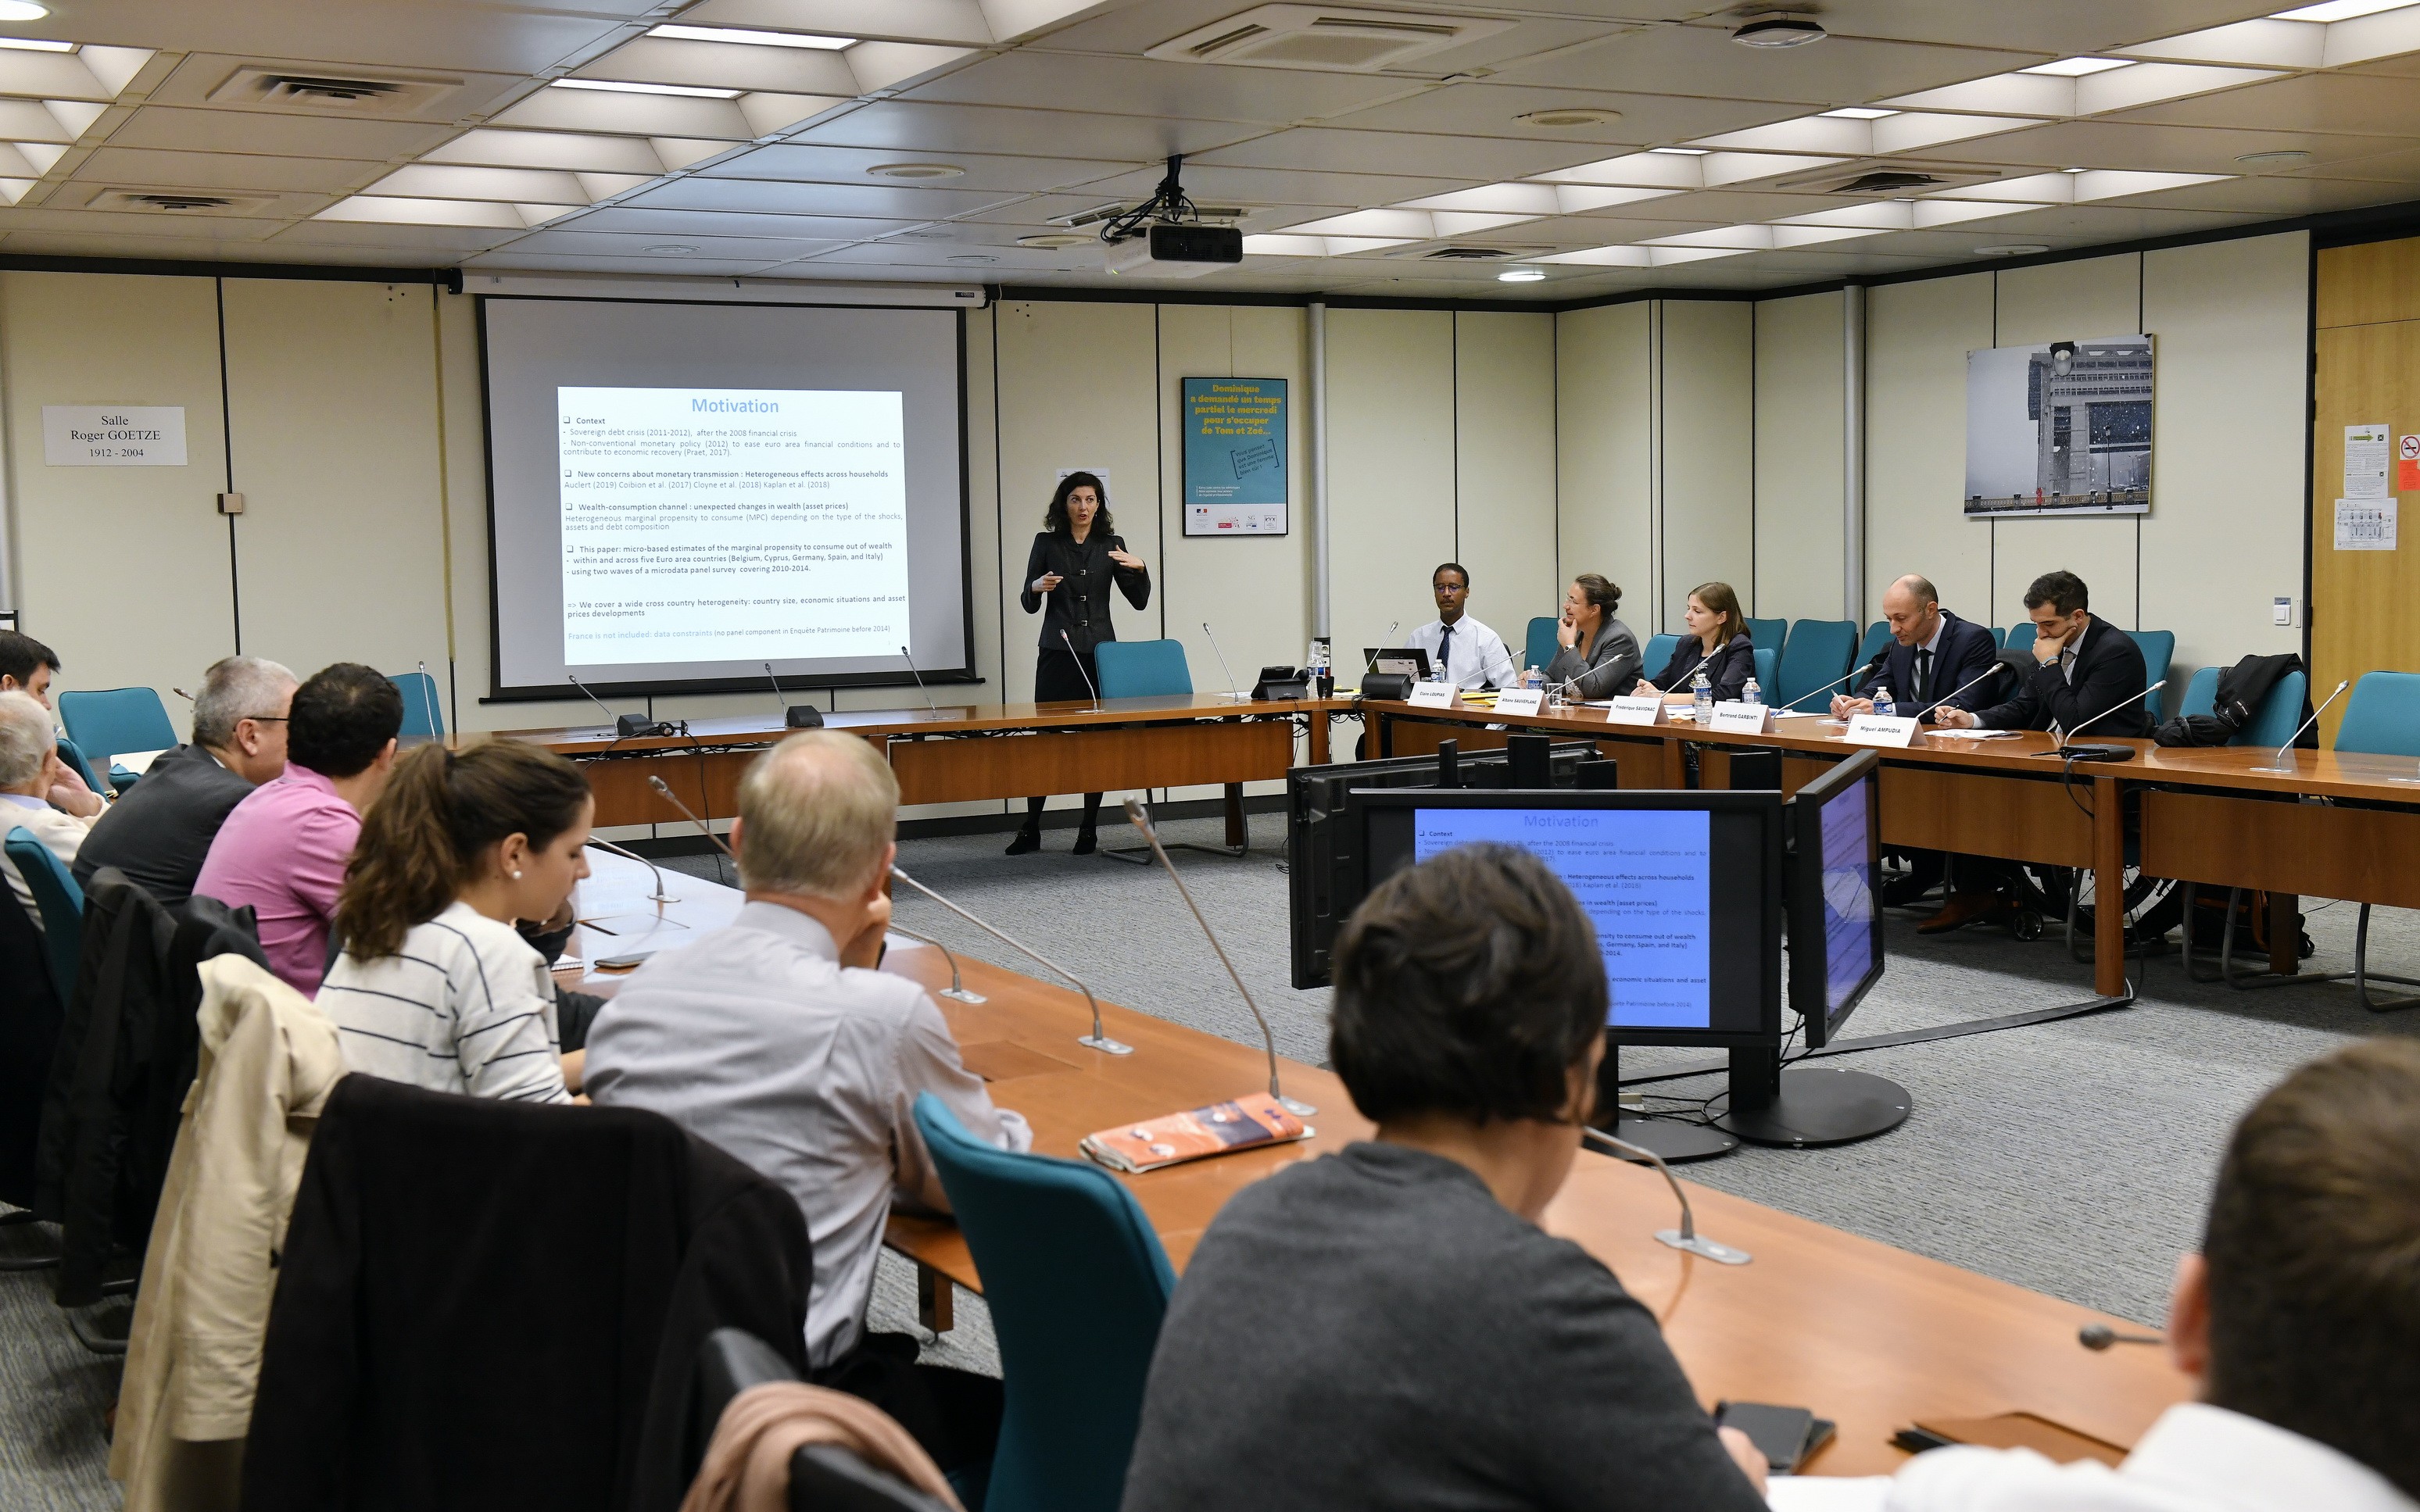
<box><xmin>1362</xmin><ymin>696</ymin><xmax>2420</xmax><ymax>1000</ymax></box>
<box><xmin>566</xmin><ymin>852</ymin><xmax>2189</xmax><ymax>1478</ymax></box>
<box><xmin>501</xmin><ymin>693</ymin><xmax>1337</xmax><ymax>837</ymax></box>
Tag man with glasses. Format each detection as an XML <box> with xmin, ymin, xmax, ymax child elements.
<box><xmin>76</xmin><ymin>655</ymin><xmax>295</xmax><ymax>906</ymax></box>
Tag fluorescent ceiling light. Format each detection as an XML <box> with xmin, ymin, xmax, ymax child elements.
<box><xmin>551</xmin><ymin>78</ymin><xmax>741</xmax><ymax>99</ymax></box>
<box><xmin>0</xmin><ymin>36</ymin><xmax>70</xmax><ymax>52</ymax></box>
<box><xmin>1820</xmin><ymin>106</ymin><xmax>1896</xmax><ymax>119</ymax></box>
<box><xmin>647</xmin><ymin>23</ymin><xmax>855</xmax><ymax>48</ymax></box>
<box><xmin>0</xmin><ymin>2</ymin><xmax>48</xmax><ymax>20</ymax></box>
<box><xmin>2019</xmin><ymin>56</ymin><xmax>2134</xmax><ymax>75</ymax></box>
<box><xmin>1498</xmin><ymin>267</ymin><xmax>1546</xmax><ymax>281</ymax></box>
<box><xmin>1648</xmin><ymin>146</ymin><xmax>1707</xmax><ymax>155</ymax></box>
<box><xmin>2271</xmin><ymin>0</ymin><xmax>2414</xmax><ymax>17</ymax></box>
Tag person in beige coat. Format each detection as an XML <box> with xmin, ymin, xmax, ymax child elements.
<box><xmin>110</xmin><ymin>954</ymin><xmax>346</xmax><ymax>1512</ymax></box>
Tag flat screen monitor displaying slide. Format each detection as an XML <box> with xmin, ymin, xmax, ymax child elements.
<box><xmin>1351</xmin><ymin>790</ymin><xmax>1784</xmax><ymax>1048</ymax></box>
<box><xmin>481</xmin><ymin>297</ymin><xmax>971</xmax><ymax>699</ymax></box>
<box><xmin>1788</xmin><ymin>749</ymin><xmax>1884</xmax><ymax>1048</ymax></box>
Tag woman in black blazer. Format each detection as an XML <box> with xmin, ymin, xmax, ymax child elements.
<box><xmin>1636</xmin><ymin>581</ymin><xmax>1756</xmax><ymax>703</ymax></box>
<box><xmin>1010</xmin><ymin>470</ymin><xmax>1151</xmax><ymax>855</ymax></box>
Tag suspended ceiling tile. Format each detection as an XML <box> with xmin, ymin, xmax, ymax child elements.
<box><xmin>145</xmin><ymin>52</ymin><xmax>530</xmax><ymax>120</ymax></box>
<box><xmin>1493</xmin><ymin>27</ymin><xmax>2046</xmax><ymax>109</ymax></box>
<box><xmin>66</xmin><ymin>148</ymin><xmax>379</xmax><ymax>194</ymax></box>
<box><xmin>1316</xmin><ymin>82</ymin><xmax>1802</xmax><ymax>147</ymax></box>
<box><xmin>102</xmin><ymin>105</ymin><xmax>457</xmax><ymax>160</ymax></box>
<box><xmin>87</xmin><ymin>12</ymin><xmax>643</xmax><ymax>78</ymax></box>
<box><xmin>622</xmin><ymin>173</ymin><xmax>1023</xmax><ymax>217</ymax></box>
<box><xmin>0</xmin><ymin>205</ymin><xmax>285</xmax><ymax>238</ymax></box>
<box><xmin>675</xmin><ymin>0</ymin><xmax>993</xmax><ymax>46</ymax></box>
<box><xmin>1931</xmin><ymin>202</ymin><xmax>2265</xmax><ymax>239</ymax></box>
<box><xmin>2346</xmin><ymin>52</ymin><xmax>2420</xmax><ymax>80</ymax></box>
<box><xmin>499</xmin><ymin>228</ymin><xmax>855</xmax><ymax>258</ymax></box>
<box><xmin>1033</xmin><ymin>0</ymin><xmax>1668</xmax><ymax>63</ymax></box>
<box><xmin>1940</xmin><ymin>119</ymin><xmax>2420</xmax><ymax>173</ymax></box>
<box><xmin>699</xmin><ymin>142</ymin><xmax>1140</xmax><ymax>193</ymax></box>
<box><xmin>942</xmin><ymin>191</ymin><xmax>1138</xmax><ymax>224</ymax></box>
<box><xmin>2116</xmin><ymin>173</ymin><xmax>2413</xmax><ymax>213</ymax></box>
<box><xmin>460</xmin><ymin>252</ymin><xmax>792</xmax><ymax>276</ymax></box>
<box><xmin>267</xmin><ymin>219</ymin><xmax>528</xmax><ymax>252</ymax></box>
<box><xmin>565</xmin><ymin>35</ymin><xmax>860</xmax><ymax>95</ymax></box>
<box><xmin>801</xmin><ymin>239</ymin><xmax>1102</xmax><ymax>271</ymax></box>
<box><xmin>1190</xmin><ymin>127</ymin><xmax>1623</xmax><ymax>181</ymax></box>
<box><xmin>2111</xmin><ymin>72</ymin><xmax>2420</xmax><ymax>136</ymax></box>
<box><xmin>1802</xmin><ymin>0</ymin><xmax>2291</xmax><ymax>55</ymax></box>
<box><xmin>562</xmin><ymin>205</ymin><xmax>925</xmax><ymax>240</ymax></box>
<box><xmin>2294</xmin><ymin>143</ymin><xmax>2420</xmax><ymax>183</ymax></box>
<box><xmin>895</xmin><ymin>48</ymin><xmax>1432</xmax><ymax>125</ymax></box>
<box><xmin>788</xmin><ymin>99</ymin><xmax>1266</xmax><ymax>160</ymax></box>
<box><xmin>1052</xmin><ymin>162</ymin><xmax>1466</xmax><ymax>210</ymax></box>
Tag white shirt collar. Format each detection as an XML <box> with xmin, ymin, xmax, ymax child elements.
<box><xmin>2124</xmin><ymin>1403</ymin><xmax>2417</xmax><ymax>1512</ymax></box>
<box><xmin>1917</xmin><ymin>614</ymin><xmax>1948</xmax><ymax>656</ymax></box>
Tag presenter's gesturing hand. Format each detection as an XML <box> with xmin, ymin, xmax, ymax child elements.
<box><xmin>1108</xmin><ymin>547</ymin><xmax>1145</xmax><ymax>572</ymax></box>
<box><xmin>1032</xmin><ymin>571</ymin><xmax>1062</xmax><ymax>594</ymax></box>
<box><xmin>1556</xmin><ymin>610</ymin><xmax>1580</xmax><ymax>651</ymax></box>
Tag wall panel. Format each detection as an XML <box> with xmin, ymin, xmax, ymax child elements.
<box><xmin>1554</xmin><ymin>302</ymin><xmax>1652</xmax><ymax>638</ymax></box>
<box><xmin>1659</xmin><ymin>300</ymin><xmax>1756</xmax><ymax>632</ymax></box>
<box><xmin>1326</xmin><ymin>308</ymin><xmax>1456</xmax><ymax>656</ymax></box>
<box><xmin>1864</xmin><ymin>273</ymin><xmax>1993</xmax><ymax>628</ymax></box>
<box><xmin>1454</xmin><ymin>309</ymin><xmax>1559</xmax><ymax>663</ymax></box>
<box><xmin>1752</xmin><ymin>291</ymin><xmax>1845</xmax><ymax>624</ymax></box>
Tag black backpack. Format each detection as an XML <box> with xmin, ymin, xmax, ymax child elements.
<box><xmin>2153</xmin><ymin>653</ymin><xmax>2310</xmax><ymax>749</ymax></box>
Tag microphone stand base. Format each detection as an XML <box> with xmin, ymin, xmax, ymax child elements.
<box><xmin>1656</xmin><ymin>1229</ymin><xmax>1752</xmax><ymax>1266</ymax></box>
<box><xmin>1078</xmin><ymin>1033</ymin><xmax>1134</xmax><ymax>1056</ymax></box>
<box><xmin>1713</xmin><ymin>1067</ymin><xmax>1911</xmax><ymax>1149</ymax></box>
<box><xmin>1276</xmin><ymin>1096</ymin><xmax>1318</xmax><ymax>1118</ymax></box>
<box><xmin>937</xmin><ymin>987</ymin><xmax>986</xmax><ymax>1004</ymax></box>
<box><xmin>1599</xmin><ymin>1112</ymin><xmax>1738</xmax><ymax>1163</ymax></box>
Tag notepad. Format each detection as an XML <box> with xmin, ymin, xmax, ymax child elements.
<box><xmin>1080</xmin><ymin>1092</ymin><xmax>1308</xmax><ymax>1174</ymax></box>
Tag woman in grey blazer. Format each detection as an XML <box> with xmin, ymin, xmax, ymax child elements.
<box><xmin>1543</xmin><ymin>573</ymin><xmax>1641</xmax><ymax>699</ymax></box>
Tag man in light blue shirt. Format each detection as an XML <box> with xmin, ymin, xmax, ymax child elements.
<box><xmin>585</xmin><ymin>730</ymin><xmax>1028</xmax><ymax>1474</ymax></box>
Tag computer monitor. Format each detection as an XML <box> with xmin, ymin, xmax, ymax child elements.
<box><xmin>1348</xmin><ymin>788</ymin><xmax>1785</xmax><ymax>1049</ymax></box>
<box><xmin>1361</xmin><ymin>646</ymin><xmax>1431</xmax><ymax>678</ymax></box>
<box><xmin>1789</xmin><ymin>749</ymin><xmax>1883</xmax><ymax>1049</ymax></box>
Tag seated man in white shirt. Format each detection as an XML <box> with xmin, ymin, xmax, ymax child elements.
<box><xmin>585</xmin><ymin>728</ymin><xmax>1029</xmax><ymax>1478</ymax></box>
<box><xmin>1405</xmin><ymin>562</ymin><xmax>1514</xmax><ymax>692</ymax></box>
<box><xmin>1785</xmin><ymin>1037</ymin><xmax>2420</xmax><ymax>1512</ymax></box>
<box><xmin>0</xmin><ymin>689</ymin><xmax>100</xmax><ymax>928</ymax></box>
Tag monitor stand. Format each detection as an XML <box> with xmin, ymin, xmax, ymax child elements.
<box><xmin>1712</xmin><ymin>1046</ymin><xmax>1910</xmax><ymax>1148</ymax></box>
<box><xmin>1595</xmin><ymin>1044</ymin><xmax>1738</xmax><ymax>1163</ymax></box>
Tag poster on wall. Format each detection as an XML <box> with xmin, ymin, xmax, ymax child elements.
<box><xmin>1964</xmin><ymin>335</ymin><xmax>2152</xmax><ymax>517</ymax></box>
<box><xmin>1182</xmin><ymin>377</ymin><xmax>1287</xmax><ymax>536</ymax></box>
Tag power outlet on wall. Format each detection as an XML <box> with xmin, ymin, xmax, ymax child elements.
<box><xmin>2273</xmin><ymin>596</ymin><xmax>2296</xmax><ymax>627</ymax></box>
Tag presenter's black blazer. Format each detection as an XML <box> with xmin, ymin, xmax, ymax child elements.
<box><xmin>1018</xmin><ymin>530</ymin><xmax>1151</xmax><ymax>656</ymax></box>
<box><xmin>1645</xmin><ymin>633</ymin><xmax>1756</xmax><ymax>702</ymax></box>
<box><xmin>1971</xmin><ymin>618</ymin><xmax>2151</xmax><ymax>737</ymax></box>
<box><xmin>1852</xmin><ymin>609</ymin><xmax>2000</xmax><ymax>720</ymax></box>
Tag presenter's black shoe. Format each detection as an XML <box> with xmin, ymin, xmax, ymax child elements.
<box><xmin>1005</xmin><ymin>827</ymin><xmax>1042</xmax><ymax>856</ymax></box>
<box><xmin>1072</xmin><ymin>826</ymin><xmax>1097</xmax><ymax>856</ymax></box>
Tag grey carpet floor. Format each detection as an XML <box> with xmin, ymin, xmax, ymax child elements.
<box><xmin>9</xmin><ymin>813</ymin><xmax>2414</xmax><ymax>1507</ymax></box>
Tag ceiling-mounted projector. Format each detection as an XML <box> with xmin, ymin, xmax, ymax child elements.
<box><xmin>1105</xmin><ymin>222</ymin><xmax>1244</xmax><ymax>277</ymax></box>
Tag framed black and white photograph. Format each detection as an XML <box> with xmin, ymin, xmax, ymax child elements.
<box><xmin>1964</xmin><ymin>334</ymin><xmax>2153</xmax><ymax>517</ymax></box>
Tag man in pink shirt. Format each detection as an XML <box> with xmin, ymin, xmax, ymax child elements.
<box><xmin>195</xmin><ymin>663</ymin><xmax>402</xmax><ymax>995</ymax></box>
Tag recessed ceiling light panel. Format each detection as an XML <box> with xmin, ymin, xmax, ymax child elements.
<box><xmin>1497</xmin><ymin>266</ymin><xmax>1545</xmax><ymax>281</ymax></box>
<box><xmin>1820</xmin><ymin>106</ymin><xmax>1897</xmax><ymax>120</ymax></box>
<box><xmin>0</xmin><ymin>2</ymin><xmax>48</xmax><ymax>20</ymax></box>
<box><xmin>646</xmin><ymin>24</ymin><xmax>854</xmax><ymax>48</ymax></box>
<box><xmin>2019</xmin><ymin>56</ymin><xmax>2134</xmax><ymax>75</ymax></box>
<box><xmin>0</xmin><ymin>36</ymin><xmax>70</xmax><ymax>52</ymax></box>
<box><xmin>2271</xmin><ymin>0</ymin><xmax>2415</xmax><ymax>19</ymax></box>
<box><xmin>867</xmin><ymin>162</ymin><xmax>964</xmax><ymax>179</ymax></box>
<box><xmin>550</xmin><ymin>78</ymin><xmax>740</xmax><ymax>99</ymax></box>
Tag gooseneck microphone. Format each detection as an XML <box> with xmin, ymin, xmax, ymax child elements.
<box><xmin>1789</xmin><ymin>648</ymin><xmax>1892</xmax><ymax>713</ymax></box>
<box><xmin>1582</xmin><ymin>1126</ymin><xmax>1750</xmax><ymax>1265</ymax></box>
<box><xmin>571</xmin><ymin>674</ymin><xmax>670</xmax><ymax>739</ymax></box>
<box><xmin>898</xmin><ymin>645</ymin><xmax>943</xmax><ymax>720</ymax></box>
<box><xmin>883</xmin><ymin>921</ymin><xmax>984</xmax><ymax>1005</ymax></box>
<box><xmin>646</xmin><ymin>776</ymin><xmax>734</xmax><ymax>856</ymax></box>
<box><xmin>1201</xmin><ymin>621</ymin><xmax>1246</xmax><ymax>702</ymax></box>
<box><xmin>1123</xmin><ymin>797</ymin><xmax>1315</xmax><ymax>1116</ymax></box>
<box><xmin>766</xmin><ymin>663</ymin><xmax>823</xmax><ymax>729</ymax></box>
<box><xmin>890</xmin><ymin>863</ymin><xmax>1130</xmax><ymax>1055</ymax></box>
<box><xmin>2251</xmin><ymin>678</ymin><xmax>2347</xmax><ymax>774</ymax></box>
<box><xmin>1916</xmin><ymin>660</ymin><xmax>2015</xmax><ymax>721</ymax></box>
<box><xmin>1059</xmin><ymin>630</ymin><xmax>1103</xmax><ymax>710</ymax></box>
<box><xmin>2078</xmin><ymin>1323</ymin><xmax>2162</xmax><ymax>1350</ymax></box>
<box><xmin>416</xmin><ymin>659</ymin><xmax>442</xmax><ymax>738</ymax></box>
<box><xmin>587</xmin><ymin>837</ymin><xmax>677</xmax><ymax>904</ymax></box>
<box><xmin>2043</xmin><ymin>680</ymin><xmax>2168</xmax><ymax>763</ymax></box>
<box><xmin>1363</xmin><ymin>622</ymin><xmax>1401</xmax><ymax>677</ymax></box>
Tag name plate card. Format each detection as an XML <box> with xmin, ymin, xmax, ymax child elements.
<box><xmin>1492</xmin><ymin>688</ymin><xmax>1545</xmax><ymax>716</ymax></box>
<box><xmin>1844</xmin><ymin>713</ymin><xmax>1924</xmax><ymax>748</ymax></box>
<box><xmin>1604</xmin><ymin>695</ymin><xmax>1669</xmax><ymax>727</ymax></box>
<box><xmin>1408</xmin><ymin>681</ymin><xmax>1459</xmax><ymax>709</ymax></box>
<box><xmin>1706</xmin><ymin>701</ymin><xmax>1774</xmax><ymax>735</ymax></box>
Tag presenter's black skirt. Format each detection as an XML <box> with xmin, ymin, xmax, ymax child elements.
<box><xmin>1034</xmin><ymin>645</ymin><xmax>1101</xmax><ymax>703</ymax></box>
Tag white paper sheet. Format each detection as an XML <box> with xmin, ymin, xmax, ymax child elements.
<box><xmin>2336</xmin><ymin>498</ymin><xmax>2397</xmax><ymax>551</ymax></box>
<box><xmin>2345</xmin><ymin>423</ymin><xmax>2390</xmax><ymax>499</ymax></box>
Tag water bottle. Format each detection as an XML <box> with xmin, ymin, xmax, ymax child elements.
<box><xmin>1872</xmin><ymin>685</ymin><xmax>1896</xmax><ymax>720</ymax></box>
<box><xmin>1742</xmin><ymin>676</ymin><xmax>1761</xmax><ymax>707</ymax></box>
<box><xmin>1691</xmin><ymin>665</ymin><xmax>1713</xmax><ymax>722</ymax></box>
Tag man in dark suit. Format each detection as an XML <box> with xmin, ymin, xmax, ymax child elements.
<box><xmin>1926</xmin><ymin>570</ymin><xmax>2151</xmax><ymax>933</ymax></box>
<box><xmin>1832</xmin><ymin>574</ymin><xmax>2003</xmax><ymax>722</ymax></box>
<box><xmin>73</xmin><ymin>655</ymin><xmax>295</xmax><ymax>906</ymax></box>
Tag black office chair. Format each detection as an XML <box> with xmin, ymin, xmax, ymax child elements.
<box><xmin>691</xmin><ymin>1328</ymin><xmax>957</xmax><ymax>1512</ymax></box>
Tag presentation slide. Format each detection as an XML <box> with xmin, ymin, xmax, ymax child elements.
<box><xmin>1818</xmin><ymin>780</ymin><xmax>1878</xmax><ymax>1017</ymax></box>
<box><xmin>559</xmin><ymin>387</ymin><xmax>909</xmax><ymax>667</ymax></box>
<box><xmin>1412</xmin><ymin>808</ymin><xmax>1713</xmax><ymax>1028</ymax></box>
<box><xmin>482</xmin><ymin>298</ymin><xmax>969</xmax><ymax>699</ymax></box>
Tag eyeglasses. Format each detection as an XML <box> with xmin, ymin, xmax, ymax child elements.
<box><xmin>240</xmin><ymin>715</ymin><xmax>289</xmax><ymax>724</ymax></box>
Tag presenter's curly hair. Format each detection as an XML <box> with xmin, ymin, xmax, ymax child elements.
<box><xmin>1044</xmin><ymin>470</ymin><xmax>1114</xmax><ymax>534</ymax></box>
<box><xmin>336</xmin><ymin>742</ymin><xmax>590</xmax><ymax>960</ymax></box>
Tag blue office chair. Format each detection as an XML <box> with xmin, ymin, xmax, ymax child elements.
<box><xmin>2004</xmin><ymin>623</ymin><xmax>2035</xmax><ymax>655</ymax></box>
<box><xmin>1745</xmin><ymin>618</ymin><xmax>1787</xmax><ymax>659</ymax></box>
<box><xmin>1641</xmin><ymin>634</ymin><xmax>1680</xmax><ymax>681</ymax></box>
<box><xmin>1777</xmin><ymin>620</ymin><xmax>1856</xmax><ymax>709</ymax></box>
<box><xmin>1523</xmin><ymin>617</ymin><xmax>1559</xmax><ymax>680</ymax></box>
<box><xmin>1854</xmin><ymin>620</ymin><xmax>1892</xmax><ymax>670</ymax></box>
<box><xmin>1989</xmin><ymin>625</ymin><xmax>2008</xmax><ymax>649</ymax></box>
<box><xmin>2133</xmin><ymin>631</ymin><xmax>2176</xmax><ymax>720</ymax></box>
<box><xmin>912</xmin><ymin>1095</ymin><xmax>1176</xmax><ymax>1512</ymax></box>
<box><xmin>1091</xmin><ymin>640</ymin><xmax>1191</xmax><ymax>701</ymax></box>
<box><xmin>59</xmin><ymin>688</ymin><xmax>178</xmax><ymax>795</ymax></box>
<box><xmin>1752</xmin><ymin>645</ymin><xmax>1777</xmax><ymax>699</ymax></box>
<box><xmin>2174</xmin><ymin>667</ymin><xmax>2307</xmax><ymax>750</ymax></box>
<box><xmin>388</xmin><ymin>670</ymin><xmax>446</xmax><ymax>739</ymax></box>
<box><xmin>53</xmin><ymin>735</ymin><xmax>106</xmax><ymax>798</ymax></box>
<box><xmin>5</xmin><ymin>827</ymin><xmax>81</xmax><ymax>1004</ymax></box>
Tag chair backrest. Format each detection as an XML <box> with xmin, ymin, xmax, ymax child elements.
<box><xmin>1092</xmin><ymin>639</ymin><xmax>1191</xmax><ymax>700</ymax></box>
<box><xmin>1855</xmin><ymin>620</ymin><xmax>1892</xmax><ymax>669</ymax></box>
<box><xmin>2004</xmin><ymin>622</ymin><xmax>2035</xmax><ymax>654</ymax></box>
<box><xmin>792</xmin><ymin>1446</ymin><xmax>957</xmax><ymax>1512</ymax></box>
<box><xmin>0</xmin><ymin>867</ymin><xmax>63</xmax><ymax>1209</ymax></box>
<box><xmin>1752</xmin><ymin>645</ymin><xmax>1777</xmax><ymax>695</ymax></box>
<box><xmin>2335</xmin><ymin>671</ymin><xmax>2420</xmax><ymax>757</ymax></box>
<box><xmin>53</xmin><ymin>735</ymin><xmax>105</xmax><ymax>795</ymax></box>
<box><xmin>1777</xmin><ymin>620</ymin><xmax>1856</xmax><ymax>706</ymax></box>
<box><xmin>1643</xmin><ymin>633</ymin><xmax>1680</xmax><ymax>675</ymax></box>
<box><xmin>912</xmin><ymin>1093</ymin><xmax>1176</xmax><ymax>1512</ymax></box>
<box><xmin>388</xmin><ymin>670</ymin><xmax>446</xmax><ymax>739</ymax></box>
<box><xmin>5</xmin><ymin>826</ymin><xmax>81</xmax><ymax>1003</ymax></box>
<box><xmin>1989</xmin><ymin>625</ymin><xmax>2008</xmax><ymax>649</ymax></box>
<box><xmin>2132</xmin><ymin>631</ymin><xmax>2176</xmax><ymax>718</ymax></box>
<box><xmin>55</xmin><ymin>688</ymin><xmax>177</xmax><ymax>768</ymax></box>
<box><xmin>2177</xmin><ymin>666</ymin><xmax>2219</xmax><ymax>720</ymax></box>
<box><xmin>1745</xmin><ymin>617</ymin><xmax>1787</xmax><ymax>657</ymax></box>
<box><xmin>1523</xmin><ymin>617</ymin><xmax>1559</xmax><ymax>677</ymax></box>
<box><xmin>2236</xmin><ymin>669</ymin><xmax>2307</xmax><ymax>750</ymax></box>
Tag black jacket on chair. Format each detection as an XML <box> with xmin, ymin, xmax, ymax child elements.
<box><xmin>1850</xmin><ymin>610</ymin><xmax>2002</xmax><ymax>720</ymax></box>
<box><xmin>1018</xmin><ymin>531</ymin><xmax>1150</xmax><ymax>656</ymax></box>
<box><xmin>72</xmin><ymin>742</ymin><xmax>256</xmax><ymax>906</ymax></box>
<box><xmin>1645</xmin><ymin>634</ymin><xmax>1756</xmax><ymax>701</ymax></box>
<box><xmin>0</xmin><ymin>881</ymin><xmax>62</xmax><ymax>1210</ymax></box>
<box><xmin>243</xmin><ymin>1074</ymin><xmax>813</xmax><ymax>1512</ymax></box>
<box><xmin>1971</xmin><ymin>618</ymin><xmax>2153</xmax><ymax>738</ymax></box>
